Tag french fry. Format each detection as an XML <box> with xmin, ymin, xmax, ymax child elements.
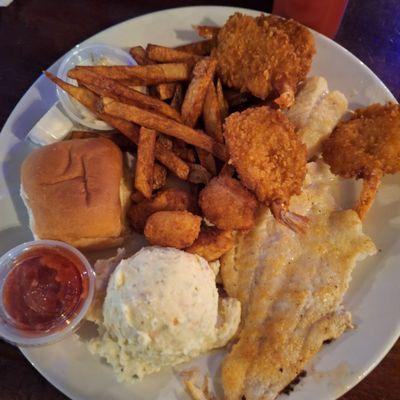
<box><xmin>72</xmin><ymin>68</ymin><xmax>182</xmax><ymax>121</ymax></box>
<box><xmin>171</xmin><ymin>84</ymin><xmax>184</xmax><ymax>111</ymax></box>
<box><xmin>146</xmin><ymin>44</ymin><xmax>201</xmax><ymax>64</ymax></box>
<box><xmin>196</xmin><ymin>148</ymin><xmax>217</xmax><ymax>176</ymax></box>
<box><xmin>187</xmin><ymin>163</ymin><xmax>212</xmax><ymax>184</ymax></box>
<box><xmin>154</xmin><ymin>141</ymin><xmax>190</xmax><ymax>180</ymax></box>
<box><xmin>100</xmin><ymin>98</ymin><xmax>228</xmax><ymax>160</ymax></box>
<box><xmin>156</xmin><ymin>134</ymin><xmax>192</xmax><ymax>179</ymax></box>
<box><xmin>173</xmin><ymin>143</ymin><xmax>196</xmax><ymax>163</ymax></box>
<box><xmin>130</xmin><ymin>45</ymin><xmax>176</xmax><ymax>100</ymax></box>
<box><xmin>135</xmin><ymin>127</ymin><xmax>157</xmax><ymax>199</ymax></box>
<box><xmin>152</xmin><ymin>162</ymin><xmax>167</xmax><ymax>190</ymax></box>
<box><xmin>44</xmin><ymin>71</ymin><xmax>141</xmax><ymax>141</ymax></box>
<box><xmin>220</xmin><ymin>163</ymin><xmax>235</xmax><ymax>177</ymax></box>
<box><xmin>69</xmin><ymin>130</ymin><xmax>104</xmax><ymax>139</ymax></box>
<box><xmin>68</xmin><ymin>63</ymin><xmax>191</xmax><ymax>85</ymax></box>
<box><xmin>175</xmin><ymin>39</ymin><xmax>215</xmax><ymax>56</ymax></box>
<box><xmin>157</xmin><ymin>134</ymin><xmax>173</xmax><ymax>150</ymax></box>
<box><xmin>129</xmin><ymin>46</ymin><xmax>152</xmax><ymax>65</ymax></box>
<box><xmin>195</xmin><ymin>25</ymin><xmax>220</xmax><ymax>39</ymax></box>
<box><xmin>181</xmin><ymin>57</ymin><xmax>218</xmax><ymax>127</ymax></box>
<box><xmin>154</xmin><ymin>82</ymin><xmax>176</xmax><ymax>100</ymax></box>
<box><xmin>69</xmin><ymin>129</ymin><xmax>134</xmax><ymax>152</ymax></box>
<box><xmin>44</xmin><ymin>72</ymin><xmax>189</xmax><ymax>179</ymax></box>
<box><xmin>203</xmin><ymin>82</ymin><xmax>224</xmax><ymax>143</ymax></box>
<box><xmin>216</xmin><ymin>79</ymin><xmax>229</xmax><ymax>120</ymax></box>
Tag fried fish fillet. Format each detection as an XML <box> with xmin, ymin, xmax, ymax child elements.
<box><xmin>220</xmin><ymin>161</ymin><xmax>376</xmax><ymax>400</ymax></box>
<box><xmin>286</xmin><ymin>76</ymin><xmax>348</xmax><ymax>159</ymax></box>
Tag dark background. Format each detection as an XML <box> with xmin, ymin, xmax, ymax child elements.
<box><xmin>0</xmin><ymin>1</ymin><xmax>399</xmax><ymax>399</ymax></box>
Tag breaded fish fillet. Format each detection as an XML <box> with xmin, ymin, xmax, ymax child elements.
<box><xmin>221</xmin><ymin>161</ymin><xmax>376</xmax><ymax>400</ymax></box>
<box><xmin>286</xmin><ymin>76</ymin><xmax>348</xmax><ymax>159</ymax></box>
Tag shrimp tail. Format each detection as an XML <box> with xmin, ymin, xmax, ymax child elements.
<box><xmin>270</xmin><ymin>200</ymin><xmax>309</xmax><ymax>233</ymax></box>
<box><xmin>355</xmin><ymin>170</ymin><xmax>382</xmax><ymax>220</ymax></box>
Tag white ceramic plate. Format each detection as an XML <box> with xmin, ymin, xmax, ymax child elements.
<box><xmin>0</xmin><ymin>5</ymin><xmax>399</xmax><ymax>400</ymax></box>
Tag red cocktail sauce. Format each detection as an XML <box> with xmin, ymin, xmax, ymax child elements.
<box><xmin>2</xmin><ymin>245</ymin><xmax>90</xmax><ymax>334</ymax></box>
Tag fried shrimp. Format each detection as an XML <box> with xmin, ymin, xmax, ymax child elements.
<box><xmin>199</xmin><ymin>175</ymin><xmax>258</xmax><ymax>231</ymax></box>
<box><xmin>144</xmin><ymin>210</ymin><xmax>201</xmax><ymax>249</ymax></box>
<box><xmin>224</xmin><ymin>106</ymin><xmax>308</xmax><ymax>232</ymax></box>
<box><xmin>323</xmin><ymin>102</ymin><xmax>400</xmax><ymax>219</ymax></box>
<box><xmin>213</xmin><ymin>13</ymin><xmax>315</xmax><ymax>107</ymax></box>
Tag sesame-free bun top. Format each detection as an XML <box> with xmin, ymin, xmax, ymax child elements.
<box><xmin>21</xmin><ymin>138</ymin><xmax>124</xmax><ymax>250</ymax></box>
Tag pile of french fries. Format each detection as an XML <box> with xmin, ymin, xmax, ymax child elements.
<box><xmin>45</xmin><ymin>26</ymin><xmax>234</xmax><ymax>202</ymax></box>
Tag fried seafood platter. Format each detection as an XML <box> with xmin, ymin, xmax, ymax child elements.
<box><xmin>11</xmin><ymin>9</ymin><xmax>399</xmax><ymax>400</ymax></box>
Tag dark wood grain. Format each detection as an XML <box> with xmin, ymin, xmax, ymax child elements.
<box><xmin>0</xmin><ymin>1</ymin><xmax>399</xmax><ymax>399</ymax></box>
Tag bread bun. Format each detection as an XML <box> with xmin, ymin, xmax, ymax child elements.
<box><xmin>21</xmin><ymin>138</ymin><xmax>127</xmax><ymax>250</ymax></box>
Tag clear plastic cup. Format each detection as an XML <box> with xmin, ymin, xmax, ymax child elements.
<box><xmin>56</xmin><ymin>43</ymin><xmax>135</xmax><ymax>130</ymax></box>
<box><xmin>0</xmin><ymin>240</ymin><xmax>95</xmax><ymax>347</ymax></box>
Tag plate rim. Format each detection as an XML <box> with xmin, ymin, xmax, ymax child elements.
<box><xmin>1</xmin><ymin>5</ymin><xmax>397</xmax><ymax>400</ymax></box>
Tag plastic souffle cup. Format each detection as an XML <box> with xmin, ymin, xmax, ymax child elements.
<box><xmin>56</xmin><ymin>43</ymin><xmax>135</xmax><ymax>131</ymax></box>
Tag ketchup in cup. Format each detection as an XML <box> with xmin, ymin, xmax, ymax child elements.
<box><xmin>0</xmin><ymin>240</ymin><xmax>95</xmax><ymax>346</ymax></box>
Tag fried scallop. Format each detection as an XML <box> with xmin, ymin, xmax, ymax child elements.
<box><xmin>186</xmin><ymin>226</ymin><xmax>234</xmax><ymax>261</ymax></box>
<box><xmin>199</xmin><ymin>175</ymin><xmax>258</xmax><ymax>231</ymax></box>
<box><xmin>224</xmin><ymin>106</ymin><xmax>308</xmax><ymax>232</ymax></box>
<box><xmin>144</xmin><ymin>210</ymin><xmax>201</xmax><ymax>249</ymax></box>
<box><xmin>323</xmin><ymin>102</ymin><xmax>400</xmax><ymax>219</ymax></box>
<box><xmin>128</xmin><ymin>187</ymin><xmax>197</xmax><ymax>233</ymax></box>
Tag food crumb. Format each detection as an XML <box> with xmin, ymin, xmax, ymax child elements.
<box><xmin>281</xmin><ymin>370</ymin><xmax>307</xmax><ymax>395</ymax></box>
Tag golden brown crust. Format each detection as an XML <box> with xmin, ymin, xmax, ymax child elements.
<box><xmin>224</xmin><ymin>106</ymin><xmax>307</xmax><ymax>204</ymax></box>
<box><xmin>213</xmin><ymin>13</ymin><xmax>315</xmax><ymax>104</ymax></box>
<box><xmin>21</xmin><ymin>138</ymin><xmax>123</xmax><ymax>249</ymax></box>
<box><xmin>185</xmin><ymin>226</ymin><xmax>234</xmax><ymax>261</ymax></box>
<box><xmin>144</xmin><ymin>210</ymin><xmax>201</xmax><ymax>249</ymax></box>
<box><xmin>322</xmin><ymin>103</ymin><xmax>400</xmax><ymax>179</ymax></box>
<box><xmin>128</xmin><ymin>187</ymin><xmax>197</xmax><ymax>233</ymax></box>
<box><xmin>199</xmin><ymin>175</ymin><xmax>258</xmax><ymax>230</ymax></box>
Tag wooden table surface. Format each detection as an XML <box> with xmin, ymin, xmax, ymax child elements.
<box><xmin>0</xmin><ymin>1</ymin><xmax>399</xmax><ymax>399</ymax></box>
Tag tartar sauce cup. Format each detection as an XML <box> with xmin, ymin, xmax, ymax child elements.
<box><xmin>0</xmin><ymin>240</ymin><xmax>95</xmax><ymax>347</ymax></box>
<box><xmin>57</xmin><ymin>43</ymin><xmax>135</xmax><ymax>131</ymax></box>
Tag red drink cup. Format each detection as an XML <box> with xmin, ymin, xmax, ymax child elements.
<box><xmin>273</xmin><ymin>0</ymin><xmax>348</xmax><ymax>38</ymax></box>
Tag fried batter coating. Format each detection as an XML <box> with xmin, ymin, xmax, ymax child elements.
<box><xmin>323</xmin><ymin>102</ymin><xmax>400</xmax><ymax>219</ymax></box>
<box><xmin>224</xmin><ymin>106</ymin><xmax>308</xmax><ymax>232</ymax></box>
<box><xmin>144</xmin><ymin>210</ymin><xmax>201</xmax><ymax>249</ymax></box>
<box><xmin>199</xmin><ymin>175</ymin><xmax>258</xmax><ymax>231</ymax></box>
<box><xmin>128</xmin><ymin>187</ymin><xmax>197</xmax><ymax>233</ymax></box>
<box><xmin>213</xmin><ymin>13</ymin><xmax>315</xmax><ymax>107</ymax></box>
<box><xmin>186</xmin><ymin>226</ymin><xmax>234</xmax><ymax>261</ymax></box>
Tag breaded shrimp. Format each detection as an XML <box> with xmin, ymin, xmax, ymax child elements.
<box><xmin>213</xmin><ymin>13</ymin><xmax>315</xmax><ymax>107</ymax></box>
<box><xmin>224</xmin><ymin>106</ymin><xmax>308</xmax><ymax>232</ymax></box>
<box><xmin>199</xmin><ymin>175</ymin><xmax>258</xmax><ymax>231</ymax></box>
<box><xmin>144</xmin><ymin>210</ymin><xmax>201</xmax><ymax>249</ymax></box>
<box><xmin>323</xmin><ymin>102</ymin><xmax>400</xmax><ymax>219</ymax></box>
